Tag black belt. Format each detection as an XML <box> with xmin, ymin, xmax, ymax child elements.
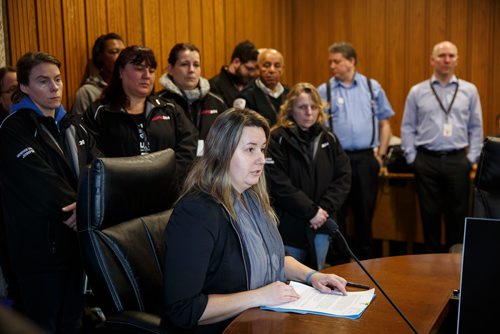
<box><xmin>344</xmin><ymin>148</ymin><xmax>373</xmax><ymax>155</ymax></box>
<box><xmin>417</xmin><ymin>146</ymin><xmax>465</xmax><ymax>157</ymax></box>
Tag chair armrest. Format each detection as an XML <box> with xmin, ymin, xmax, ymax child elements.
<box><xmin>100</xmin><ymin>311</ymin><xmax>162</xmax><ymax>334</ymax></box>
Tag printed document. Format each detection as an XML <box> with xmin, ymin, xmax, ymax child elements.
<box><xmin>261</xmin><ymin>281</ymin><xmax>375</xmax><ymax>319</ymax></box>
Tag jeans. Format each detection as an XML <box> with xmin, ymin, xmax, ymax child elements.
<box><xmin>285</xmin><ymin>233</ymin><xmax>331</xmax><ymax>270</ymax></box>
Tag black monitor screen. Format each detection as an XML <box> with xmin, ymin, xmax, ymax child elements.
<box><xmin>457</xmin><ymin>217</ymin><xmax>500</xmax><ymax>333</ymax></box>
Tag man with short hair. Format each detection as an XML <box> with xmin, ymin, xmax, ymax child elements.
<box><xmin>236</xmin><ymin>48</ymin><xmax>289</xmax><ymax>125</ymax></box>
<box><xmin>318</xmin><ymin>42</ymin><xmax>394</xmax><ymax>260</ymax></box>
<box><xmin>209</xmin><ymin>40</ymin><xmax>259</xmax><ymax>107</ymax></box>
<box><xmin>401</xmin><ymin>40</ymin><xmax>483</xmax><ymax>253</ymax></box>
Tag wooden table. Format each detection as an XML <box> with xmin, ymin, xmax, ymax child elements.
<box><xmin>224</xmin><ymin>254</ymin><xmax>461</xmax><ymax>334</ymax></box>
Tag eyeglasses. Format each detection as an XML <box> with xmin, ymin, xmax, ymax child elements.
<box><xmin>1</xmin><ymin>86</ymin><xmax>16</xmax><ymax>94</ymax></box>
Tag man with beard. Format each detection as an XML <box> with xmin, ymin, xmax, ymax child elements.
<box><xmin>236</xmin><ymin>48</ymin><xmax>289</xmax><ymax>126</ymax></box>
<box><xmin>209</xmin><ymin>41</ymin><xmax>259</xmax><ymax>107</ymax></box>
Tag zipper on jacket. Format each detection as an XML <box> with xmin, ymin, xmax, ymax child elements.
<box><xmin>48</xmin><ymin>221</ymin><xmax>56</xmax><ymax>255</ymax></box>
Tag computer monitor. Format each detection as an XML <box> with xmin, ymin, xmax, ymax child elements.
<box><xmin>457</xmin><ymin>217</ymin><xmax>500</xmax><ymax>333</ymax></box>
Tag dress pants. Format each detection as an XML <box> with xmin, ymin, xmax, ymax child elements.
<box><xmin>339</xmin><ymin>149</ymin><xmax>380</xmax><ymax>259</ymax></box>
<box><xmin>16</xmin><ymin>269</ymin><xmax>84</xmax><ymax>334</ymax></box>
<box><xmin>414</xmin><ymin>148</ymin><xmax>471</xmax><ymax>252</ymax></box>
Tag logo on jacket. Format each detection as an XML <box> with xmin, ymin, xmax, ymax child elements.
<box><xmin>79</xmin><ymin>140</ymin><xmax>85</xmax><ymax>146</ymax></box>
<box><xmin>201</xmin><ymin>109</ymin><xmax>218</xmax><ymax>115</ymax></box>
<box><xmin>152</xmin><ymin>115</ymin><xmax>171</xmax><ymax>121</ymax></box>
<box><xmin>321</xmin><ymin>142</ymin><xmax>330</xmax><ymax>148</ymax></box>
<box><xmin>16</xmin><ymin>147</ymin><xmax>35</xmax><ymax>159</ymax></box>
<box><xmin>265</xmin><ymin>157</ymin><xmax>274</xmax><ymax>164</ymax></box>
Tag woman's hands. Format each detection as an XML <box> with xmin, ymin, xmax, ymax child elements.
<box><xmin>310</xmin><ymin>272</ymin><xmax>348</xmax><ymax>295</ymax></box>
<box><xmin>309</xmin><ymin>207</ymin><xmax>329</xmax><ymax>229</ymax></box>
<box><xmin>199</xmin><ymin>281</ymin><xmax>300</xmax><ymax>325</ymax></box>
<box><xmin>256</xmin><ymin>281</ymin><xmax>300</xmax><ymax>306</ymax></box>
<box><xmin>62</xmin><ymin>202</ymin><xmax>77</xmax><ymax>231</ymax></box>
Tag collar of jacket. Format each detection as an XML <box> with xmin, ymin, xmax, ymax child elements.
<box><xmin>94</xmin><ymin>95</ymin><xmax>170</xmax><ymax>117</ymax></box>
<box><xmin>84</xmin><ymin>74</ymin><xmax>108</xmax><ymax>88</ymax></box>
<box><xmin>11</xmin><ymin>96</ymin><xmax>67</xmax><ymax>129</ymax></box>
<box><xmin>158</xmin><ymin>73</ymin><xmax>211</xmax><ymax>99</ymax></box>
<box><xmin>284</xmin><ymin>124</ymin><xmax>323</xmax><ymax>143</ymax></box>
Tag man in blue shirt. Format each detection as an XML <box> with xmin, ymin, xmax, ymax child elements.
<box><xmin>318</xmin><ymin>42</ymin><xmax>394</xmax><ymax>260</ymax></box>
<box><xmin>401</xmin><ymin>41</ymin><xmax>483</xmax><ymax>253</ymax></box>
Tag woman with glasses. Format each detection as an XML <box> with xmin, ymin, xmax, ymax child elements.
<box><xmin>84</xmin><ymin>45</ymin><xmax>197</xmax><ymax>192</ymax></box>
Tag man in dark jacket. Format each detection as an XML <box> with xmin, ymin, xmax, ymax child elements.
<box><xmin>236</xmin><ymin>48</ymin><xmax>289</xmax><ymax>126</ymax></box>
<box><xmin>209</xmin><ymin>40</ymin><xmax>259</xmax><ymax>107</ymax></box>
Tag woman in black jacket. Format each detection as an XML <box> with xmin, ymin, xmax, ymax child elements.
<box><xmin>158</xmin><ymin>43</ymin><xmax>226</xmax><ymax>155</ymax></box>
<box><xmin>0</xmin><ymin>52</ymin><xmax>100</xmax><ymax>333</ymax></box>
<box><xmin>266</xmin><ymin>83</ymin><xmax>351</xmax><ymax>270</ymax></box>
<box><xmin>163</xmin><ymin>108</ymin><xmax>348</xmax><ymax>334</ymax></box>
<box><xmin>84</xmin><ymin>46</ymin><xmax>197</xmax><ymax>191</ymax></box>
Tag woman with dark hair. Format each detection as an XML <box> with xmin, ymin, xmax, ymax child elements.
<box><xmin>0</xmin><ymin>66</ymin><xmax>17</xmax><ymax>121</ymax></box>
<box><xmin>84</xmin><ymin>45</ymin><xmax>197</xmax><ymax>190</ymax></box>
<box><xmin>266</xmin><ymin>83</ymin><xmax>351</xmax><ymax>270</ymax></box>
<box><xmin>72</xmin><ymin>32</ymin><xmax>125</xmax><ymax>117</ymax></box>
<box><xmin>162</xmin><ymin>108</ymin><xmax>348</xmax><ymax>333</ymax></box>
<box><xmin>159</xmin><ymin>43</ymin><xmax>226</xmax><ymax>155</ymax></box>
<box><xmin>0</xmin><ymin>51</ymin><xmax>100</xmax><ymax>333</ymax></box>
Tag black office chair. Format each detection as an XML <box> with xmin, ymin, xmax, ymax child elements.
<box><xmin>77</xmin><ymin>149</ymin><xmax>177</xmax><ymax>333</ymax></box>
<box><xmin>474</xmin><ymin>137</ymin><xmax>500</xmax><ymax>218</ymax></box>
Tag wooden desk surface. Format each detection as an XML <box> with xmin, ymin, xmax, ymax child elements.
<box><xmin>224</xmin><ymin>254</ymin><xmax>461</xmax><ymax>334</ymax></box>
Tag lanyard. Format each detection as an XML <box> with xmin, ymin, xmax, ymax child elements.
<box><xmin>429</xmin><ymin>79</ymin><xmax>459</xmax><ymax>118</ymax></box>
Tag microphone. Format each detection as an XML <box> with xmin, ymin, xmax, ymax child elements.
<box><xmin>324</xmin><ymin>218</ymin><xmax>419</xmax><ymax>334</ymax></box>
<box><xmin>324</xmin><ymin>218</ymin><xmax>341</xmax><ymax>233</ymax></box>
<box><xmin>233</xmin><ymin>98</ymin><xmax>246</xmax><ymax>110</ymax></box>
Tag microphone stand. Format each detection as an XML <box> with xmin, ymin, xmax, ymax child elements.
<box><xmin>328</xmin><ymin>220</ymin><xmax>419</xmax><ymax>334</ymax></box>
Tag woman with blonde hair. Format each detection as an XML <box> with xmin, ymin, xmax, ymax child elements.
<box><xmin>162</xmin><ymin>108</ymin><xmax>348</xmax><ymax>333</ymax></box>
<box><xmin>266</xmin><ymin>82</ymin><xmax>351</xmax><ymax>270</ymax></box>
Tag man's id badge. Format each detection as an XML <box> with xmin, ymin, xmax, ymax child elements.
<box><xmin>443</xmin><ymin>123</ymin><xmax>453</xmax><ymax>137</ymax></box>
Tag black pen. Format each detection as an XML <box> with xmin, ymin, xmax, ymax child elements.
<box><xmin>347</xmin><ymin>281</ymin><xmax>371</xmax><ymax>290</ymax></box>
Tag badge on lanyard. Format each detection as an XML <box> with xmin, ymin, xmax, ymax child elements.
<box><xmin>443</xmin><ymin>122</ymin><xmax>453</xmax><ymax>137</ymax></box>
<box><xmin>337</xmin><ymin>97</ymin><xmax>344</xmax><ymax>105</ymax></box>
<box><xmin>430</xmin><ymin>79</ymin><xmax>459</xmax><ymax>139</ymax></box>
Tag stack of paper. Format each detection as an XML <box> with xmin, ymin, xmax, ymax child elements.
<box><xmin>261</xmin><ymin>281</ymin><xmax>375</xmax><ymax>319</ymax></box>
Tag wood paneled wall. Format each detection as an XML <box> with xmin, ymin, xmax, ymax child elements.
<box><xmin>6</xmin><ymin>0</ymin><xmax>292</xmax><ymax>111</ymax></box>
<box><xmin>292</xmin><ymin>0</ymin><xmax>500</xmax><ymax>136</ymax></box>
<box><xmin>5</xmin><ymin>0</ymin><xmax>500</xmax><ymax>136</ymax></box>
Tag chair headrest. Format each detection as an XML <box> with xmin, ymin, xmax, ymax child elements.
<box><xmin>78</xmin><ymin>149</ymin><xmax>176</xmax><ymax>230</ymax></box>
<box><xmin>475</xmin><ymin>137</ymin><xmax>500</xmax><ymax>191</ymax></box>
